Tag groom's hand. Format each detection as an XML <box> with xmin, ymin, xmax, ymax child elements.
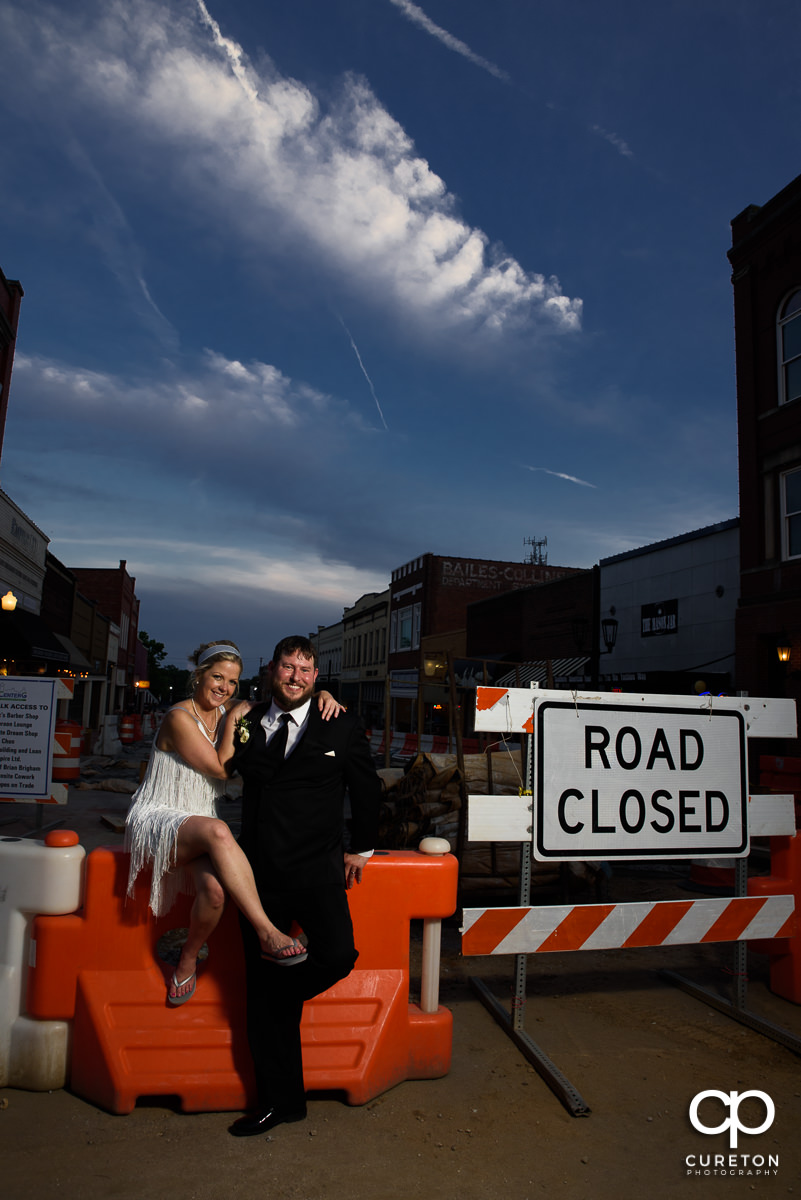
<box><xmin>344</xmin><ymin>853</ymin><xmax>368</xmax><ymax>888</ymax></box>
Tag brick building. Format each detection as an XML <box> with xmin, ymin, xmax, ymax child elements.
<box><xmin>388</xmin><ymin>552</ymin><xmax>583</xmax><ymax>673</ymax></box>
<box><xmin>70</xmin><ymin>559</ymin><xmax>140</xmax><ymax>712</ymax></box>
<box><xmin>466</xmin><ymin>570</ymin><xmax>593</xmax><ymax>666</ymax></box>
<box><xmin>729</xmin><ymin>173</ymin><xmax>801</xmax><ymax>748</ymax></box>
<box><xmin>388</xmin><ymin>552</ymin><xmax>582</xmax><ymax>730</ymax></box>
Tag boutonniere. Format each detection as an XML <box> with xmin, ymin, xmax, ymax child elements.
<box><xmin>234</xmin><ymin>714</ymin><xmax>251</xmax><ymax>744</ymax></box>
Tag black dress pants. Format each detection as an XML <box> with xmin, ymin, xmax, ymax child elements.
<box><xmin>239</xmin><ymin>883</ymin><xmax>358</xmax><ymax>1111</ymax></box>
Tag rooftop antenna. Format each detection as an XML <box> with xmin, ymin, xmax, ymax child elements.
<box><xmin>523</xmin><ymin>535</ymin><xmax>548</xmax><ymax>565</ymax></box>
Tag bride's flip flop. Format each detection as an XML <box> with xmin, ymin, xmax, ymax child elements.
<box><xmin>167</xmin><ymin>969</ymin><xmax>197</xmax><ymax>1006</ymax></box>
<box><xmin>261</xmin><ymin>937</ymin><xmax>308</xmax><ymax>967</ymax></box>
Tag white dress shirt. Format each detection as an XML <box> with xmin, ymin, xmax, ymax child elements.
<box><xmin>260</xmin><ymin>697</ymin><xmax>311</xmax><ymax>757</ymax></box>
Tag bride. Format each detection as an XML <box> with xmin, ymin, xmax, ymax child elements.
<box><xmin>125</xmin><ymin>639</ymin><xmax>341</xmax><ymax>1005</ymax></box>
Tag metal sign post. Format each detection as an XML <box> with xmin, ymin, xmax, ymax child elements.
<box><xmin>468</xmin><ymin>702</ymin><xmax>591</xmax><ymax>1116</ymax></box>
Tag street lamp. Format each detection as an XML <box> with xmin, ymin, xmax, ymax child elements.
<box><xmin>600</xmin><ymin>617</ymin><xmax>618</xmax><ymax>655</ymax></box>
<box><xmin>2</xmin><ymin>590</ymin><xmax>18</xmax><ymax>611</ymax></box>
<box><xmin>776</xmin><ymin>637</ymin><xmax>792</xmax><ymax>665</ymax></box>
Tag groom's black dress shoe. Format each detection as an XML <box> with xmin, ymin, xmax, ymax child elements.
<box><xmin>228</xmin><ymin>1104</ymin><xmax>307</xmax><ymax>1137</ymax></box>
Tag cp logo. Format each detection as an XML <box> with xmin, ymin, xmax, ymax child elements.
<box><xmin>689</xmin><ymin>1090</ymin><xmax>775</xmax><ymax>1149</ymax></box>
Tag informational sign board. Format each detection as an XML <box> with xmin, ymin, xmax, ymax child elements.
<box><xmin>534</xmin><ymin>699</ymin><xmax>748</xmax><ymax>862</ymax></box>
<box><xmin>0</xmin><ymin>676</ymin><xmax>59</xmax><ymax>800</ymax></box>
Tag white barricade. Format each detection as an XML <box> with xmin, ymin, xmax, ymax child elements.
<box><xmin>0</xmin><ymin>831</ymin><xmax>85</xmax><ymax>1089</ymax></box>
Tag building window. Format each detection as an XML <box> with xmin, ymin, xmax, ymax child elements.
<box><xmin>778</xmin><ymin>289</ymin><xmax>801</xmax><ymax>406</ymax></box>
<box><xmin>398</xmin><ymin>606</ymin><xmax>413</xmax><ymax>650</ymax></box>
<box><xmin>782</xmin><ymin>467</ymin><xmax>801</xmax><ymax>559</ymax></box>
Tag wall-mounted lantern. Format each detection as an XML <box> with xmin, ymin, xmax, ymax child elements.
<box><xmin>600</xmin><ymin>617</ymin><xmax>619</xmax><ymax>655</ymax></box>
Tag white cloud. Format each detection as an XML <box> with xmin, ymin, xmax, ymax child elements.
<box><xmin>386</xmin><ymin>0</ymin><xmax>510</xmax><ymax>83</ymax></box>
<box><xmin>4</xmin><ymin>0</ymin><xmax>581</xmax><ymax>337</ymax></box>
<box><xmin>7</xmin><ymin>349</ymin><xmax>394</xmax><ymax>565</ymax></box>
<box><xmin>52</xmin><ymin>532</ymin><xmax>386</xmax><ymax>605</ymax></box>
<box><xmin>14</xmin><ymin>350</ymin><xmax>334</xmax><ymax>433</ymax></box>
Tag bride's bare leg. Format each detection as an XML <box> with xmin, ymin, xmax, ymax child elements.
<box><xmin>171</xmin><ymin>856</ymin><xmax>225</xmax><ymax>1000</ymax></box>
<box><xmin>174</xmin><ymin>816</ymin><xmax>304</xmax><ymax>960</ymax></box>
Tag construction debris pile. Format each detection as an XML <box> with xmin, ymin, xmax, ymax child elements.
<box><xmin>376</xmin><ymin>748</ymin><xmax>525</xmax><ymax>887</ymax></box>
<box><xmin>375</xmin><ymin>747</ymin><xmax>610</xmax><ymax>898</ymax></box>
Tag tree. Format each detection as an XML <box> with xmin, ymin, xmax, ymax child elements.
<box><xmin>139</xmin><ymin>631</ymin><xmax>167</xmax><ymax>675</ymax></box>
<box><xmin>138</xmin><ymin>632</ymin><xmax>188</xmax><ymax>703</ymax></box>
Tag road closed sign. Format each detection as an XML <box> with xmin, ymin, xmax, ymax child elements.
<box><xmin>533</xmin><ymin>700</ymin><xmax>748</xmax><ymax>861</ymax></box>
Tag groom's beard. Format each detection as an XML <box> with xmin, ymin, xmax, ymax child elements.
<box><xmin>271</xmin><ymin>677</ymin><xmax>315</xmax><ymax>711</ymax></box>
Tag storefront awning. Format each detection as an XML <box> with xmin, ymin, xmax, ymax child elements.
<box><xmin>493</xmin><ymin>657</ymin><xmax>591</xmax><ymax>687</ymax></box>
<box><xmin>54</xmin><ymin>633</ymin><xmax>92</xmax><ymax>671</ymax></box>
<box><xmin>0</xmin><ymin>609</ymin><xmax>70</xmax><ymax>666</ymax></box>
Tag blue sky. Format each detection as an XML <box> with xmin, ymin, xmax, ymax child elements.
<box><xmin>1</xmin><ymin>0</ymin><xmax>799</xmax><ymax>673</ymax></box>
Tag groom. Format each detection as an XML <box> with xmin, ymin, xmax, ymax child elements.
<box><xmin>227</xmin><ymin>634</ymin><xmax>382</xmax><ymax>1136</ymax></box>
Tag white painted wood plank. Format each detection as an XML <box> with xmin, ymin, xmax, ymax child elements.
<box><xmin>749</xmin><ymin>794</ymin><xmax>797</xmax><ymax>837</ymax></box>
<box><xmin>468</xmin><ymin>793</ymin><xmax>797</xmax><ymax>843</ymax></box>
<box><xmin>474</xmin><ymin>687</ymin><xmax>797</xmax><ymax>740</ymax></box>
<box><xmin>468</xmin><ymin>794</ymin><xmax>531</xmax><ymax>842</ymax></box>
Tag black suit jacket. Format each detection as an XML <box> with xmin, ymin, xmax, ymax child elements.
<box><xmin>232</xmin><ymin>704</ymin><xmax>382</xmax><ymax>892</ymax></box>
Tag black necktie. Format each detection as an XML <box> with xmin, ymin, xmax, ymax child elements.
<box><xmin>266</xmin><ymin>712</ymin><xmax>291</xmax><ymax>762</ymax></box>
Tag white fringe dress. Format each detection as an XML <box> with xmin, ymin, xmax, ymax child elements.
<box><xmin>124</xmin><ymin>706</ymin><xmax>227</xmax><ymax>918</ymax></box>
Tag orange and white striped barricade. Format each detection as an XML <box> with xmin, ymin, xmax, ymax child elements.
<box><xmin>394</xmin><ymin>733</ymin><xmax>419</xmax><ymax>760</ymax></box>
<box><xmin>26</xmin><ymin>841</ymin><xmax>457</xmax><ymax>1114</ymax></box>
<box><xmin>461</xmin><ymin>686</ymin><xmax>799</xmax><ymax>1116</ymax></box>
<box><xmin>118</xmin><ymin>715</ymin><xmax>136</xmax><ymax>744</ymax></box>
<box><xmin>52</xmin><ymin>719</ymin><xmax>81</xmax><ymax>782</ymax></box>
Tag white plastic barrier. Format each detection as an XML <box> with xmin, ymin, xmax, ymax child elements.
<box><xmin>92</xmin><ymin>714</ymin><xmax>123</xmax><ymax>756</ymax></box>
<box><xmin>0</xmin><ymin>831</ymin><xmax>85</xmax><ymax>1089</ymax></box>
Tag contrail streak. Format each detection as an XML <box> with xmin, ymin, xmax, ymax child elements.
<box><xmin>387</xmin><ymin>1</ymin><xmax>638</xmax><ymax>161</ymax></box>
<box><xmin>387</xmin><ymin>0</ymin><xmax>510</xmax><ymax>82</ymax></box>
<box><xmin>338</xmin><ymin>318</ymin><xmax>389</xmax><ymax>431</ymax></box>
<box><xmin>524</xmin><ymin>465</ymin><xmax>597</xmax><ymax>488</ymax></box>
<box><xmin>195</xmin><ymin>0</ymin><xmax>259</xmax><ymax>102</ymax></box>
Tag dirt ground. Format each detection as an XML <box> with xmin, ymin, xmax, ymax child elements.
<box><xmin>2</xmin><ymin>771</ymin><xmax>800</xmax><ymax>1200</ymax></box>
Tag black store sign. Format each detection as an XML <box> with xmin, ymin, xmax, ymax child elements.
<box><xmin>641</xmin><ymin>598</ymin><xmax>678</xmax><ymax>637</ymax></box>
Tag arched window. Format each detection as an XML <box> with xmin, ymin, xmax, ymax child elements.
<box><xmin>778</xmin><ymin>288</ymin><xmax>801</xmax><ymax>405</ymax></box>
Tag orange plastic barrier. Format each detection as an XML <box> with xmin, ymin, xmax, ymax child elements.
<box><xmin>27</xmin><ymin>845</ymin><xmax>457</xmax><ymax>1114</ymax></box>
<box><xmin>748</xmin><ymin>833</ymin><xmax>801</xmax><ymax>1003</ymax></box>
